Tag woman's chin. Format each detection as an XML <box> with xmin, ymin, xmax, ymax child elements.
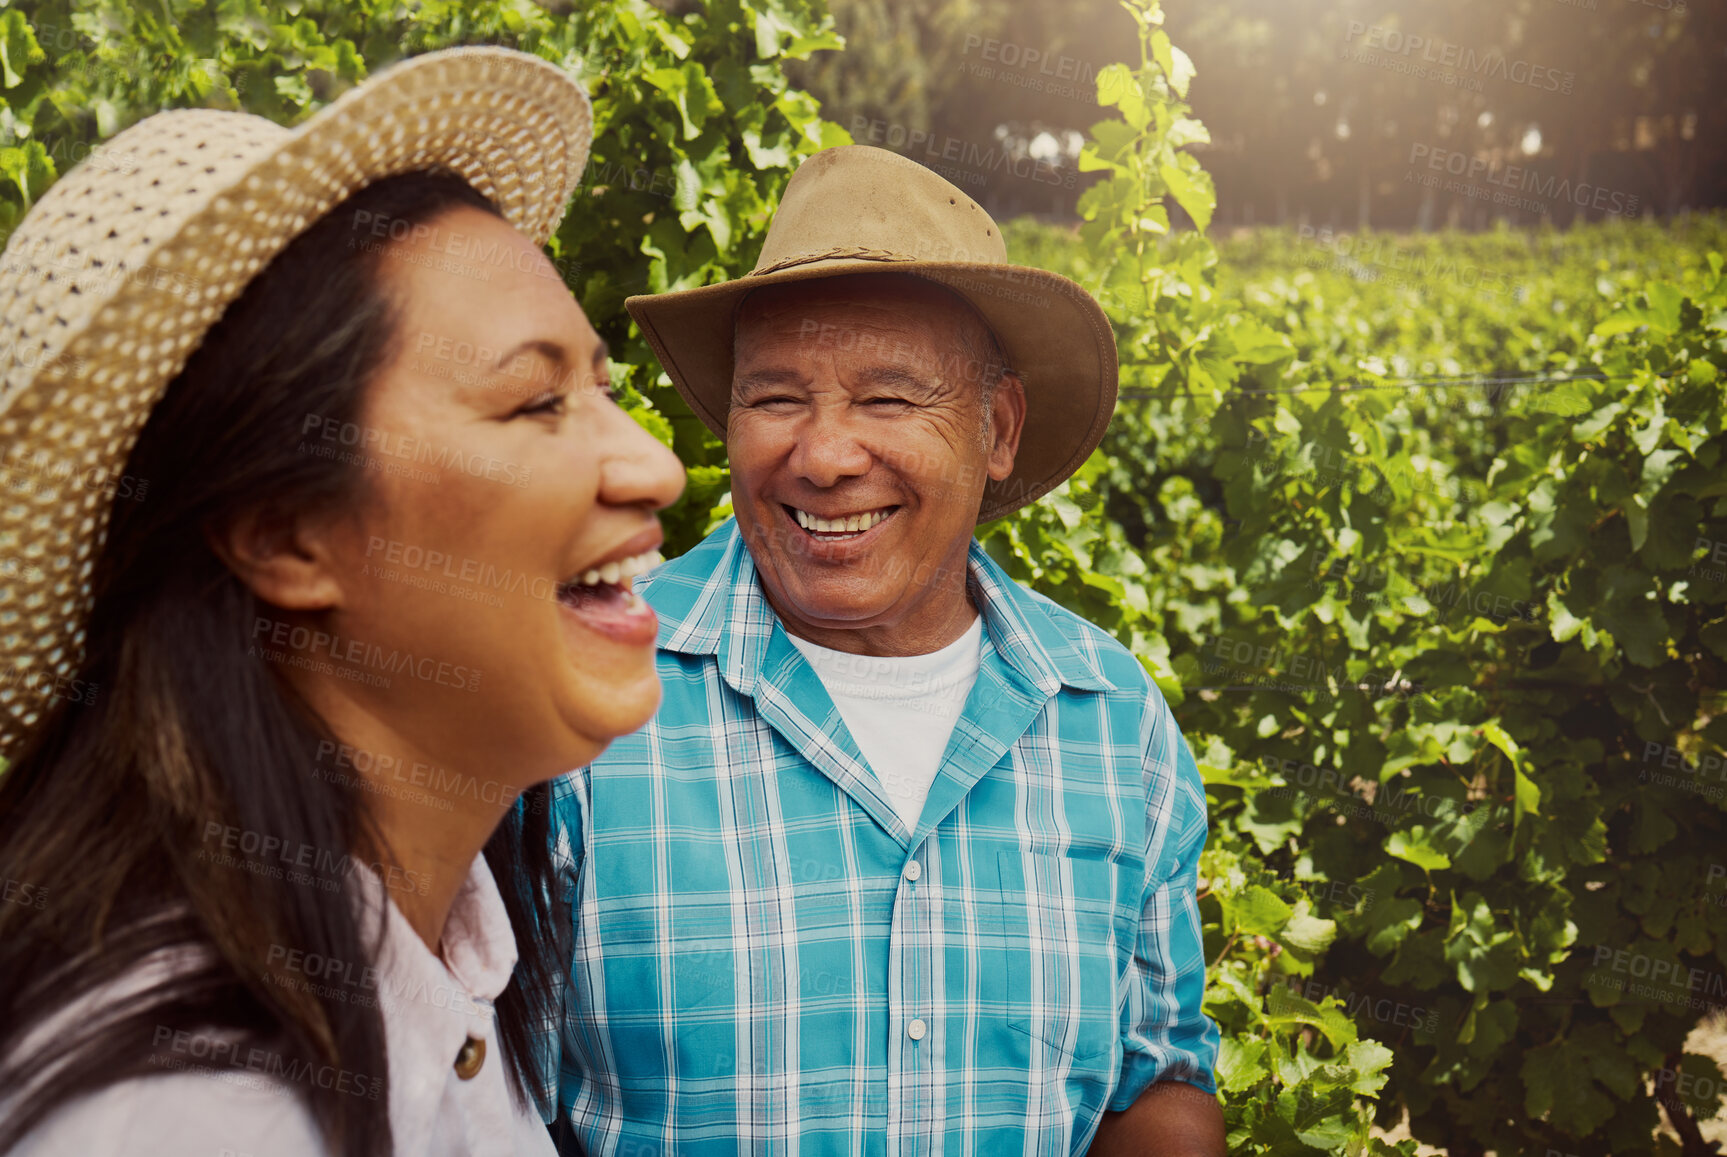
<box><xmin>560</xmin><ymin>667</ymin><xmax>662</xmax><ymax>757</ymax></box>
<box><xmin>611</xmin><ymin>673</ymin><xmax>664</xmax><ymax>737</ymax></box>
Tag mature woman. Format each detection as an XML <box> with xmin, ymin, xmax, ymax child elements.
<box><xmin>0</xmin><ymin>48</ymin><xmax>682</xmax><ymax>1156</ymax></box>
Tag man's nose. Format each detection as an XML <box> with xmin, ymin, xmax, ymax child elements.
<box><xmin>787</xmin><ymin>407</ymin><xmax>871</xmax><ymax>488</ymax></box>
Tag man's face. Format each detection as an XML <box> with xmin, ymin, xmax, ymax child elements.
<box><xmin>727</xmin><ymin>275</ymin><xmax>1023</xmax><ymax>652</ymax></box>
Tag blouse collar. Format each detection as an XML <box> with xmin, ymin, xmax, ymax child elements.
<box><xmin>357</xmin><ymin>852</ymin><xmax>518</xmax><ymax>1155</ymax></box>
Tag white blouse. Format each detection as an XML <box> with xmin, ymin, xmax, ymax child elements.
<box><xmin>8</xmin><ymin>855</ymin><xmax>555</xmax><ymax>1157</ymax></box>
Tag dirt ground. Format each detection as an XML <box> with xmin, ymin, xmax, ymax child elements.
<box><xmin>1368</xmin><ymin>1013</ymin><xmax>1727</xmax><ymax>1154</ymax></box>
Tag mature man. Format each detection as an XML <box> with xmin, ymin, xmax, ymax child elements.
<box><xmin>543</xmin><ymin>146</ymin><xmax>1223</xmax><ymax>1155</ymax></box>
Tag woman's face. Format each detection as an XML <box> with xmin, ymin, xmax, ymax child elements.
<box><xmin>303</xmin><ymin>205</ymin><xmax>683</xmax><ymax>785</ymax></box>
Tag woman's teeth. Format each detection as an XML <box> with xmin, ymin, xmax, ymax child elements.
<box><xmin>575</xmin><ymin>549</ymin><xmax>663</xmax><ymax>588</ymax></box>
<box><xmin>556</xmin><ymin>546</ymin><xmax>662</xmax><ymax>643</ymax></box>
<box><xmin>792</xmin><ymin>507</ymin><xmax>890</xmax><ymax>535</ymax></box>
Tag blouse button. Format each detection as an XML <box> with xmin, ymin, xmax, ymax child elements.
<box><xmin>454</xmin><ymin>1036</ymin><xmax>486</xmax><ymax>1080</ymax></box>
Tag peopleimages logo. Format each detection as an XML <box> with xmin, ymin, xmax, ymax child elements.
<box><xmin>249</xmin><ymin>615</ymin><xmax>483</xmax><ymax>693</ymax></box>
<box><xmin>960</xmin><ymin>34</ymin><xmax>1099</xmax><ymax>85</ymax></box>
<box><xmin>299</xmin><ymin>413</ymin><xmax>534</xmax><ymax>488</ymax></box>
<box><xmin>1272</xmin><ymin>977</ymin><xmax>1440</xmax><ymax>1033</ymax></box>
<box><xmin>1293</xmin><ymin>226</ymin><xmax>1523</xmax><ymax>301</ymax></box>
<box><xmin>1308</xmin><ymin>554</ymin><xmax>1538</xmax><ymax>623</ymax></box>
<box><xmin>264</xmin><ymin>943</ymin><xmax>491</xmax><ymax>1017</ymax></box>
<box><xmin>1342</xmin><ymin>22</ymin><xmax>1576</xmax><ymax>94</ymax></box>
<box><xmin>1</xmin><ymin>876</ymin><xmax>48</xmax><ymax>910</ymax></box>
<box><xmin>1407</xmin><ymin>144</ymin><xmax>1639</xmax><ymax>217</ymax></box>
<box><xmin>313</xmin><ymin>739</ymin><xmax>541</xmax><ymax>814</ymax></box>
<box><xmin>199</xmin><ymin>821</ymin><xmax>433</xmax><ymax>898</ymax></box>
<box><xmin>149</xmin><ymin>1026</ymin><xmax>382</xmax><ymax>1101</ymax></box>
<box><xmin>1585</xmin><ymin>945</ymin><xmax>1727</xmax><ymax>1014</ymax></box>
<box><xmin>846</xmin><ymin>116</ymin><xmax>1075</xmax><ymax>190</ymax></box>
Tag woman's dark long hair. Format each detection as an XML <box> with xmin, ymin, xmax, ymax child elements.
<box><xmin>0</xmin><ymin>171</ymin><xmax>564</xmax><ymax>1156</ymax></box>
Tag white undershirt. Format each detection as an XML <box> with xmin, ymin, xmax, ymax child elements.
<box><xmin>787</xmin><ymin>616</ymin><xmax>985</xmax><ymax>831</ymax></box>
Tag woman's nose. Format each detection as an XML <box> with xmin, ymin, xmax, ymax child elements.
<box><xmin>601</xmin><ymin>404</ymin><xmax>686</xmax><ymax>511</ymax></box>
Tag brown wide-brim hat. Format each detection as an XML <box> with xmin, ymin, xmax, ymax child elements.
<box><xmin>625</xmin><ymin>145</ymin><xmax>1118</xmax><ymax>524</ymax></box>
<box><xmin>0</xmin><ymin>47</ymin><xmax>592</xmax><ymax>758</ymax></box>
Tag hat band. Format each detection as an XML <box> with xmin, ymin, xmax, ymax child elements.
<box><xmin>750</xmin><ymin>246</ymin><xmax>920</xmax><ymax>277</ymax></box>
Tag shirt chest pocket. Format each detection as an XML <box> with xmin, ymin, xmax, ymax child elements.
<box><xmin>993</xmin><ymin>850</ymin><xmax>1120</xmax><ymax>1066</ymax></box>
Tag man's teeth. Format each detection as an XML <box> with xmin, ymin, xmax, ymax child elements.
<box><xmin>792</xmin><ymin>508</ymin><xmax>890</xmax><ymax>534</ymax></box>
<box><xmin>575</xmin><ymin>549</ymin><xmax>663</xmax><ymax>588</ymax></box>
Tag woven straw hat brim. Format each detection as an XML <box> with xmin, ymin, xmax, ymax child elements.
<box><xmin>0</xmin><ymin>47</ymin><xmax>592</xmax><ymax>758</ymax></box>
<box><xmin>625</xmin><ymin>255</ymin><xmax>1118</xmax><ymax>524</ymax></box>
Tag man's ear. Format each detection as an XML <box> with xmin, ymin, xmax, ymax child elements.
<box><xmin>207</xmin><ymin>507</ymin><xmax>348</xmax><ymax>612</ymax></box>
<box><xmin>986</xmin><ymin>371</ymin><xmax>1028</xmax><ymax>483</ymax></box>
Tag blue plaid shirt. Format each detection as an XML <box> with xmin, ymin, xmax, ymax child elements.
<box><xmin>543</xmin><ymin>519</ymin><xmax>1217</xmax><ymax>1155</ymax></box>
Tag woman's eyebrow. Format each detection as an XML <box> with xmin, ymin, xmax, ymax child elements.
<box><xmin>483</xmin><ymin>336</ymin><xmax>608</xmax><ymax>387</ymax></box>
<box><xmin>488</xmin><ymin>339</ymin><xmax>568</xmax><ymax>377</ymax></box>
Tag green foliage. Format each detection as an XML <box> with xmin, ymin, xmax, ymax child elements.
<box><xmin>975</xmin><ymin>0</ymin><xmax>1727</xmax><ymax>1147</ymax></box>
<box><xmin>1028</xmin><ymin>214</ymin><xmax>1727</xmax><ymax>1151</ymax></box>
<box><xmin>1000</xmin><ymin>3</ymin><xmax>1727</xmax><ymax>1150</ymax></box>
<box><xmin>1004</xmin><ymin>4</ymin><xmax>1405</xmax><ymax>1150</ymax></box>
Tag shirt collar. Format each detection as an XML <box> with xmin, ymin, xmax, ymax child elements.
<box><xmin>649</xmin><ymin>519</ymin><xmax>1115</xmax><ymax>697</ymax></box>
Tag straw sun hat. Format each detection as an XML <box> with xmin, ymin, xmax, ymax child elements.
<box><xmin>625</xmin><ymin>144</ymin><xmax>1119</xmax><ymax>525</ymax></box>
<box><xmin>0</xmin><ymin>47</ymin><xmax>592</xmax><ymax>758</ymax></box>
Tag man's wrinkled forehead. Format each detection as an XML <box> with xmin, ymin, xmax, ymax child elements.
<box><xmin>731</xmin><ymin>274</ymin><xmax>990</xmax><ymax>381</ymax></box>
<box><xmin>734</xmin><ymin>274</ymin><xmax>970</xmax><ymax>343</ymax></box>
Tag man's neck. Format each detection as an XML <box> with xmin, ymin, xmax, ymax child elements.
<box><xmin>771</xmin><ymin>589</ymin><xmax>981</xmax><ymax>658</ymax></box>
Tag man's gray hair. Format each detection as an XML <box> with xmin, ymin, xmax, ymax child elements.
<box><xmin>953</xmin><ymin>305</ymin><xmax>1013</xmax><ymax>444</ymax></box>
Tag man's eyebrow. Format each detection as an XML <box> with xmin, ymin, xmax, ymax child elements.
<box><xmin>856</xmin><ymin>365</ymin><xmax>943</xmax><ymax>395</ymax></box>
<box><xmin>734</xmin><ymin>368</ymin><xmax>807</xmax><ymax>391</ymax></box>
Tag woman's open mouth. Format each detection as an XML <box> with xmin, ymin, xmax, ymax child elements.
<box><xmin>555</xmin><ymin>549</ymin><xmax>662</xmax><ymax>645</ymax></box>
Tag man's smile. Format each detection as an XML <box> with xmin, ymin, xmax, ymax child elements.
<box><xmin>784</xmin><ymin>504</ymin><xmax>900</xmax><ymax>540</ymax></box>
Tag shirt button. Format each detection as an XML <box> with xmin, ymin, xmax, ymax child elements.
<box><xmin>903</xmin><ymin>861</ymin><xmax>921</xmax><ymax>882</ymax></box>
<box><xmin>453</xmin><ymin>1035</ymin><xmax>486</xmax><ymax>1080</ymax></box>
<box><xmin>907</xmin><ymin>1018</ymin><xmax>927</xmax><ymax>1041</ymax></box>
